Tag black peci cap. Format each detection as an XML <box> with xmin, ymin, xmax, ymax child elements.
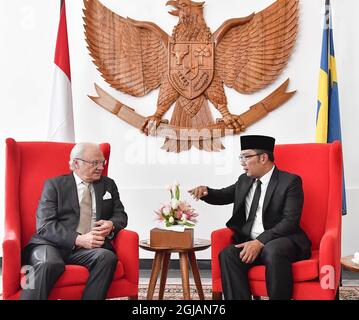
<box><xmin>240</xmin><ymin>135</ymin><xmax>275</xmax><ymax>152</ymax></box>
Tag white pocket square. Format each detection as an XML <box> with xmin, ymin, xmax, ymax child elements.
<box><xmin>103</xmin><ymin>191</ymin><xmax>112</xmax><ymax>200</ymax></box>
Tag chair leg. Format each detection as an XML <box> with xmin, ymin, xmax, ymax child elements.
<box><xmin>212</xmin><ymin>291</ymin><xmax>222</xmax><ymax>300</ymax></box>
<box><xmin>129</xmin><ymin>295</ymin><xmax>138</xmax><ymax>300</ymax></box>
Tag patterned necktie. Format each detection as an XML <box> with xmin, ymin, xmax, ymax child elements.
<box><xmin>76</xmin><ymin>183</ymin><xmax>92</xmax><ymax>235</ymax></box>
<box><xmin>241</xmin><ymin>179</ymin><xmax>262</xmax><ymax>239</ymax></box>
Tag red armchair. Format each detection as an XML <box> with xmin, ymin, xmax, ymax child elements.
<box><xmin>3</xmin><ymin>138</ymin><xmax>139</xmax><ymax>300</ymax></box>
<box><xmin>211</xmin><ymin>142</ymin><xmax>342</xmax><ymax>300</ymax></box>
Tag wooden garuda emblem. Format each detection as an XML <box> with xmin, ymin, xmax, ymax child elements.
<box><xmin>84</xmin><ymin>0</ymin><xmax>299</xmax><ymax>152</ymax></box>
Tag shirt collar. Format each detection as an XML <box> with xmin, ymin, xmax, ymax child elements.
<box><xmin>73</xmin><ymin>172</ymin><xmax>89</xmax><ymax>187</ymax></box>
<box><xmin>258</xmin><ymin>165</ymin><xmax>275</xmax><ymax>187</ymax></box>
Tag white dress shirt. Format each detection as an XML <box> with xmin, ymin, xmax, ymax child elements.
<box><xmin>244</xmin><ymin>165</ymin><xmax>275</xmax><ymax>240</ymax></box>
<box><xmin>73</xmin><ymin>173</ymin><xmax>97</xmax><ymax>229</ymax></box>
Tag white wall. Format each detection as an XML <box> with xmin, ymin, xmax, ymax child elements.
<box><xmin>1</xmin><ymin>0</ymin><xmax>358</xmax><ymax>259</ymax></box>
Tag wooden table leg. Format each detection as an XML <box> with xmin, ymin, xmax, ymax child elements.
<box><xmin>146</xmin><ymin>252</ymin><xmax>163</xmax><ymax>300</ymax></box>
<box><xmin>179</xmin><ymin>252</ymin><xmax>190</xmax><ymax>300</ymax></box>
<box><xmin>159</xmin><ymin>252</ymin><xmax>171</xmax><ymax>300</ymax></box>
<box><xmin>188</xmin><ymin>251</ymin><xmax>205</xmax><ymax>300</ymax></box>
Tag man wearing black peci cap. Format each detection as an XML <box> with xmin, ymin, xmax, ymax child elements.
<box><xmin>189</xmin><ymin>135</ymin><xmax>311</xmax><ymax>300</ymax></box>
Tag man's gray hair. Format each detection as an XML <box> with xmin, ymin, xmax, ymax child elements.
<box><xmin>69</xmin><ymin>142</ymin><xmax>100</xmax><ymax>170</ymax></box>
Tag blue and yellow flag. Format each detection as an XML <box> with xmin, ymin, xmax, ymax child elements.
<box><xmin>316</xmin><ymin>0</ymin><xmax>347</xmax><ymax>215</ymax></box>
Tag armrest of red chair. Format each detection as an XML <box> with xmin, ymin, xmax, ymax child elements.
<box><xmin>319</xmin><ymin>227</ymin><xmax>341</xmax><ymax>291</ymax></box>
<box><xmin>2</xmin><ymin>228</ymin><xmax>21</xmax><ymax>299</ymax></box>
<box><xmin>112</xmin><ymin>229</ymin><xmax>139</xmax><ymax>285</ymax></box>
<box><xmin>211</xmin><ymin>228</ymin><xmax>234</xmax><ymax>287</ymax></box>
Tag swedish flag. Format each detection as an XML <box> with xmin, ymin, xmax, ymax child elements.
<box><xmin>316</xmin><ymin>0</ymin><xmax>347</xmax><ymax>214</ymax></box>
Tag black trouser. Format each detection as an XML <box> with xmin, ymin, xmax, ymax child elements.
<box><xmin>219</xmin><ymin>237</ymin><xmax>300</xmax><ymax>300</ymax></box>
<box><xmin>20</xmin><ymin>245</ymin><xmax>118</xmax><ymax>300</ymax></box>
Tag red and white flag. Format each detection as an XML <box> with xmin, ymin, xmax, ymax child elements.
<box><xmin>47</xmin><ymin>1</ymin><xmax>75</xmax><ymax>142</ymax></box>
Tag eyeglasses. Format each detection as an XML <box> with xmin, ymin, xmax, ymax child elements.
<box><xmin>75</xmin><ymin>158</ymin><xmax>107</xmax><ymax>167</ymax></box>
<box><xmin>238</xmin><ymin>153</ymin><xmax>264</xmax><ymax>162</ymax></box>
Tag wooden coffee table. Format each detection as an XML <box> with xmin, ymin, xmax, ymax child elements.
<box><xmin>139</xmin><ymin>238</ymin><xmax>211</xmax><ymax>300</ymax></box>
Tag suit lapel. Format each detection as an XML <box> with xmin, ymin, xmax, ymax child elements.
<box><xmin>69</xmin><ymin>174</ymin><xmax>80</xmax><ymax>215</ymax></box>
<box><xmin>233</xmin><ymin>176</ymin><xmax>254</xmax><ymax>215</ymax></box>
<box><xmin>262</xmin><ymin>167</ymin><xmax>279</xmax><ymax>216</ymax></box>
<box><xmin>93</xmin><ymin>178</ymin><xmax>104</xmax><ymax>220</ymax></box>
<box><xmin>239</xmin><ymin>177</ymin><xmax>255</xmax><ymax>204</ymax></box>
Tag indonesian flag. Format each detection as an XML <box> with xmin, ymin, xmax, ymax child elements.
<box><xmin>47</xmin><ymin>1</ymin><xmax>75</xmax><ymax>142</ymax></box>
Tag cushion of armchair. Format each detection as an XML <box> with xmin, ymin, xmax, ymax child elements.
<box><xmin>211</xmin><ymin>228</ymin><xmax>233</xmax><ymax>291</ymax></box>
<box><xmin>211</xmin><ymin>228</ymin><xmax>320</xmax><ymax>288</ymax></box>
<box><xmin>319</xmin><ymin>228</ymin><xmax>341</xmax><ymax>288</ymax></box>
<box><xmin>248</xmin><ymin>250</ymin><xmax>319</xmax><ymax>282</ymax></box>
<box><xmin>2</xmin><ymin>229</ymin><xmax>21</xmax><ymax>299</ymax></box>
<box><xmin>50</xmin><ymin>262</ymin><xmax>125</xmax><ymax>288</ymax></box>
<box><xmin>112</xmin><ymin>229</ymin><xmax>139</xmax><ymax>285</ymax></box>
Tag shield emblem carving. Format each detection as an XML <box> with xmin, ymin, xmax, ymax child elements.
<box><xmin>168</xmin><ymin>41</ymin><xmax>214</xmax><ymax>100</ymax></box>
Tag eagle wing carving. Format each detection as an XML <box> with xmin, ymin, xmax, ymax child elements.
<box><xmin>83</xmin><ymin>0</ymin><xmax>169</xmax><ymax>97</ymax></box>
<box><xmin>214</xmin><ymin>0</ymin><xmax>299</xmax><ymax>94</ymax></box>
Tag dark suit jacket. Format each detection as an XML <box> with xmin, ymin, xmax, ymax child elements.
<box><xmin>202</xmin><ymin>167</ymin><xmax>311</xmax><ymax>258</ymax></box>
<box><xmin>23</xmin><ymin>174</ymin><xmax>128</xmax><ymax>260</ymax></box>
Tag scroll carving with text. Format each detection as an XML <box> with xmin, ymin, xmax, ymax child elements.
<box><xmin>84</xmin><ymin>0</ymin><xmax>299</xmax><ymax>152</ymax></box>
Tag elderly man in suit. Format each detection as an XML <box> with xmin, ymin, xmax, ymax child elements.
<box><xmin>21</xmin><ymin>143</ymin><xmax>128</xmax><ymax>300</ymax></box>
<box><xmin>189</xmin><ymin>135</ymin><xmax>311</xmax><ymax>300</ymax></box>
